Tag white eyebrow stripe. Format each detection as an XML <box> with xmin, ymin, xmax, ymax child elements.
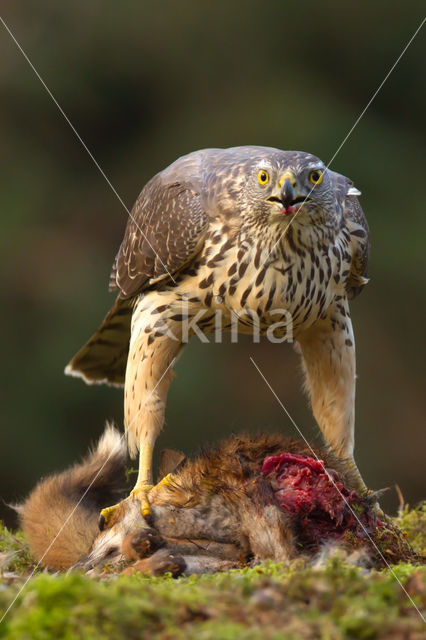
<box><xmin>306</xmin><ymin>162</ymin><xmax>325</xmax><ymax>171</ymax></box>
<box><xmin>256</xmin><ymin>159</ymin><xmax>273</xmax><ymax>169</ymax></box>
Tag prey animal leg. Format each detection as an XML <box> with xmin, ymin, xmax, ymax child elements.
<box><xmin>123</xmin><ymin>528</ymin><xmax>243</xmax><ymax>563</ymax></box>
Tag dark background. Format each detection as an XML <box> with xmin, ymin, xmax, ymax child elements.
<box><xmin>1</xmin><ymin>1</ymin><xmax>425</xmax><ymax>526</ymax></box>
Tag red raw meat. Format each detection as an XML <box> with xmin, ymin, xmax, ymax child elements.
<box><xmin>261</xmin><ymin>452</ymin><xmax>382</xmax><ymax>550</ymax></box>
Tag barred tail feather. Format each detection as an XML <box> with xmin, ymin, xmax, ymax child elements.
<box><xmin>65</xmin><ymin>296</ymin><xmax>133</xmax><ymax>387</ymax></box>
<box><xmin>19</xmin><ymin>424</ymin><xmax>128</xmax><ymax>570</ymax></box>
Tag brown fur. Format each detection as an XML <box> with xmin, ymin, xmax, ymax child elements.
<box><xmin>19</xmin><ymin>425</ymin><xmax>127</xmax><ymax>569</ymax></box>
<box><xmin>18</xmin><ymin>425</ymin><xmax>419</xmax><ymax>575</ymax></box>
<box><xmin>19</xmin><ymin>426</ymin><xmax>368</xmax><ymax>572</ymax></box>
<box><xmin>143</xmin><ymin>434</ymin><xmax>360</xmax><ymax>568</ymax></box>
<box><xmin>150</xmin><ymin>432</ymin><xmax>359</xmax><ymax>508</ymax></box>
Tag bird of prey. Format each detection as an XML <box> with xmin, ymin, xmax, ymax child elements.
<box><xmin>66</xmin><ymin>146</ymin><xmax>370</xmax><ymax>521</ymax></box>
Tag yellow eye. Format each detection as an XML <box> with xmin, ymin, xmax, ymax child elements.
<box><xmin>258</xmin><ymin>170</ymin><xmax>269</xmax><ymax>185</ymax></box>
<box><xmin>309</xmin><ymin>169</ymin><xmax>323</xmax><ymax>185</ymax></box>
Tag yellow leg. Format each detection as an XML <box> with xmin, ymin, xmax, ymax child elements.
<box><xmin>130</xmin><ymin>439</ymin><xmax>155</xmax><ymax>518</ymax></box>
<box><xmin>100</xmin><ymin>403</ymin><xmax>171</xmax><ymax>527</ymax></box>
<box><xmin>129</xmin><ymin>432</ymin><xmax>177</xmax><ymax>519</ymax></box>
<box><xmin>99</xmin><ymin>441</ymin><xmax>156</xmax><ymax>527</ymax></box>
<box><xmin>130</xmin><ymin>474</ymin><xmax>176</xmax><ymax>517</ymax></box>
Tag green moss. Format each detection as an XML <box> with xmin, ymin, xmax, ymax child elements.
<box><xmin>395</xmin><ymin>502</ymin><xmax>426</xmax><ymax>556</ymax></box>
<box><xmin>0</xmin><ymin>560</ymin><xmax>424</xmax><ymax>639</ymax></box>
<box><xmin>0</xmin><ymin>522</ymin><xmax>35</xmax><ymax>575</ymax></box>
<box><xmin>0</xmin><ymin>507</ymin><xmax>425</xmax><ymax>639</ymax></box>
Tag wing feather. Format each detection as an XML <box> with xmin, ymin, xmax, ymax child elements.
<box><xmin>109</xmin><ymin>163</ymin><xmax>208</xmax><ymax>299</ymax></box>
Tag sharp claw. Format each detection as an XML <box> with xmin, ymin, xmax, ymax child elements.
<box><xmin>130</xmin><ymin>484</ymin><xmax>154</xmax><ymax>521</ymax></box>
<box><xmin>144</xmin><ymin>511</ymin><xmax>154</xmax><ymax>527</ymax></box>
<box><xmin>100</xmin><ymin>484</ymin><xmax>156</xmax><ymax>529</ymax></box>
<box><xmin>99</xmin><ymin>502</ymin><xmax>121</xmax><ymax>528</ymax></box>
<box><xmin>98</xmin><ymin>513</ymin><xmax>106</xmax><ymax>532</ymax></box>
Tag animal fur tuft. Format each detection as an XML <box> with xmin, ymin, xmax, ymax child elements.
<box><xmin>19</xmin><ymin>423</ymin><xmax>127</xmax><ymax>570</ymax></box>
<box><xmin>311</xmin><ymin>541</ymin><xmax>374</xmax><ymax>571</ymax></box>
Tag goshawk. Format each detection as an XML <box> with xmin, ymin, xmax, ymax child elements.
<box><xmin>66</xmin><ymin>146</ymin><xmax>370</xmax><ymax>520</ymax></box>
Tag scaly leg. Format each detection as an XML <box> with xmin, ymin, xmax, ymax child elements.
<box><xmin>100</xmin><ymin>428</ymin><xmax>161</xmax><ymax>525</ymax></box>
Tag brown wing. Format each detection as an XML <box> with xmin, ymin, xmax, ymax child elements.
<box><xmin>110</xmin><ymin>163</ymin><xmax>208</xmax><ymax>299</ymax></box>
<box><xmin>330</xmin><ymin>171</ymin><xmax>370</xmax><ymax>300</ymax></box>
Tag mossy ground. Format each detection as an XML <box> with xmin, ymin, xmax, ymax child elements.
<box><xmin>0</xmin><ymin>505</ymin><xmax>424</xmax><ymax>639</ymax></box>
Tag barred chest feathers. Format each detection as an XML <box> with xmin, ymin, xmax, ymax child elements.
<box><xmin>133</xmin><ymin>219</ymin><xmax>353</xmax><ymax>341</ymax></box>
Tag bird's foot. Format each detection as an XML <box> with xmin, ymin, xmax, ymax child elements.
<box><xmin>99</xmin><ymin>484</ymin><xmax>154</xmax><ymax>530</ymax></box>
<box><xmin>99</xmin><ymin>476</ymin><xmax>176</xmax><ymax>530</ymax></box>
<box><xmin>130</xmin><ymin>483</ymin><xmax>154</xmax><ymax>520</ymax></box>
<box><xmin>99</xmin><ymin>501</ymin><xmax>124</xmax><ymax>530</ymax></box>
<box><xmin>129</xmin><ymin>475</ymin><xmax>176</xmax><ymax>517</ymax></box>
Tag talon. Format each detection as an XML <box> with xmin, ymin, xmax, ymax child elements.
<box><xmin>98</xmin><ymin>513</ymin><xmax>106</xmax><ymax>532</ymax></box>
<box><xmin>99</xmin><ymin>502</ymin><xmax>122</xmax><ymax>529</ymax></box>
<box><xmin>130</xmin><ymin>484</ymin><xmax>154</xmax><ymax>519</ymax></box>
<box><xmin>100</xmin><ymin>483</ymin><xmax>157</xmax><ymax>531</ymax></box>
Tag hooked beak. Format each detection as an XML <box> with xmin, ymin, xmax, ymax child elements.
<box><xmin>280</xmin><ymin>178</ymin><xmax>297</xmax><ymax>211</ymax></box>
<box><xmin>266</xmin><ymin>173</ymin><xmax>311</xmax><ymax>215</ymax></box>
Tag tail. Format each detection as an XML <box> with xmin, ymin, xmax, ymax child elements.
<box><xmin>18</xmin><ymin>424</ymin><xmax>128</xmax><ymax>570</ymax></box>
<box><xmin>65</xmin><ymin>295</ymin><xmax>133</xmax><ymax>387</ymax></box>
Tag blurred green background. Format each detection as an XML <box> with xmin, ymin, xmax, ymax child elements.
<box><xmin>1</xmin><ymin>1</ymin><xmax>425</xmax><ymax>526</ymax></box>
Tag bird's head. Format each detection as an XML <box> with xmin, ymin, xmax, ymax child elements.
<box><xmin>239</xmin><ymin>150</ymin><xmax>337</xmax><ymax>225</ymax></box>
